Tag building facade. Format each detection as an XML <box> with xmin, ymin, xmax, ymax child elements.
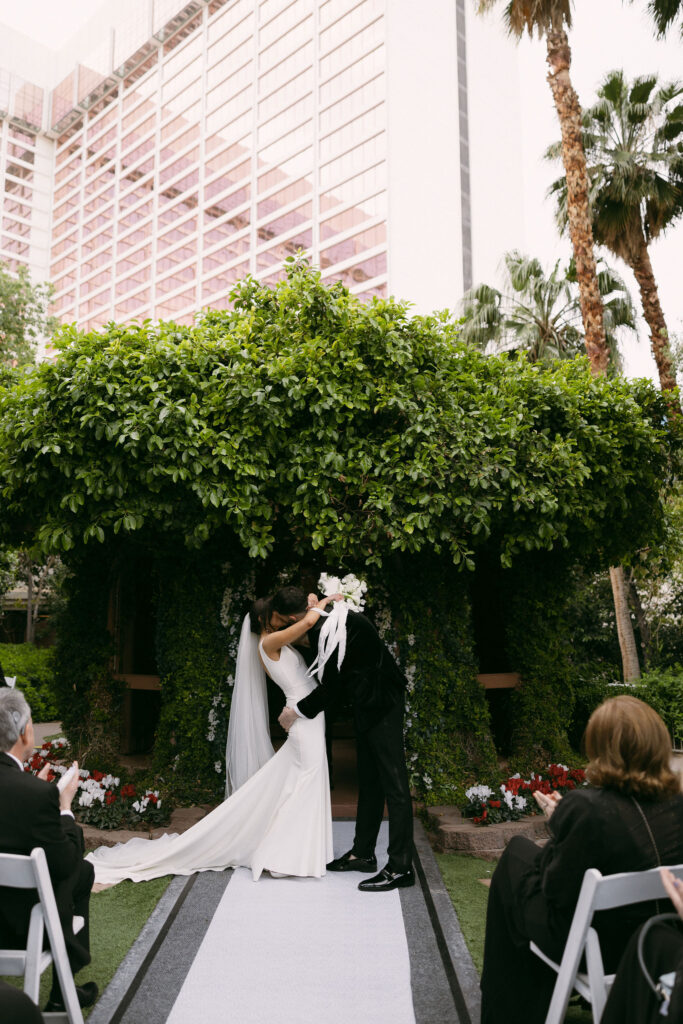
<box><xmin>0</xmin><ymin>0</ymin><xmax>475</xmax><ymax>343</ymax></box>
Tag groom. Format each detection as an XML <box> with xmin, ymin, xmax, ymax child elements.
<box><xmin>272</xmin><ymin>586</ymin><xmax>414</xmax><ymax>892</ymax></box>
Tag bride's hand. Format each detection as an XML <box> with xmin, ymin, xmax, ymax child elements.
<box><xmin>307</xmin><ymin>593</ymin><xmax>318</xmax><ymax>609</ymax></box>
<box><xmin>317</xmin><ymin>593</ymin><xmax>343</xmax><ymax>607</ymax></box>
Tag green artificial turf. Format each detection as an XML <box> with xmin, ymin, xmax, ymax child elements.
<box><xmin>435</xmin><ymin>851</ymin><xmax>591</xmax><ymax>1023</ymax></box>
<box><xmin>2</xmin><ymin>874</ymin><xmax>172</xmax><ymax>1016</ymax></box>
<box><xmin>435</xmin><ymin>851</ymin><xmax>495</xmax><ymax>974</ymax></box>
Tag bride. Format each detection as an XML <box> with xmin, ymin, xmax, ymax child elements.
<box><xmin>86</xmin><ymin>595</ymin><xmax>336</xmax><ymax>885</ymax></box>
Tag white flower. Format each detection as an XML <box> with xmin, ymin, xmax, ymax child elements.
<box><xmin>214</xmin><ymin>761</ymin><xmax>222</xmax><ymax>773</ymax></box>
<box><xmin>465</xmin><ymin>785</ymin><xmax>494</xmax><ymax>803</ymax></box>
<box><xmin>407</xmin><ymin>634</ymin><xmax>416</xmax><ymax>647</ymax></box>
<box><xmin>515</xmin><ymin>796</ymin><xmax>527</xmax><ymax>810</ymax></box>
<box><xmin>319</xmin><ymin>571</ymin><xmax>367</xmax><ymax>610</ymax></box>
<box><xmin>132</xmin><ymin>800</ymin><xmax>140</xmax><ymax>812</ymax></box>
<box><xmin>220</xmin><ymin>586</ymin><xmax>233</xmax><ymax>629</ymax></box>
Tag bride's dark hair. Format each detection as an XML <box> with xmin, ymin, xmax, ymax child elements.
<box><xmin>248</xmin><ymin>597</ymin><xmax>271</xmax><ymax>634</ymax></box>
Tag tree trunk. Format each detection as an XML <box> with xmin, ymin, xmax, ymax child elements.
<box><xmin>609</xmin><ymin>566</ymin><xmax>640</xmax><ymax>681</ymax></box>
<box><xmin>545</xmin><ymin>29</ymin><xmax>609</xmax><ymax>375</ymax></box>
<box><xmin>25</xmin><ymin>562</ymin><xmax>34</xmax><ymax>644</ymax></box>
<box><xmin>629</xmin><ymin>230</ymin><xmax>678</xmax><ymax>395</ymax></box>
<box><xmin>545</xmin><ymin>29</ymin><xmax>639</xmax><ymax>679</ymax></box>
<box><xmin>626</xmin><ymin>570</ymin><xmax>652</xmax><ymax>669</ymax></box>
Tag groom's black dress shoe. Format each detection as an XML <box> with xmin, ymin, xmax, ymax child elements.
<box><xmin>326</xmin><ymin>850</ymin><xmax>377</xmax><ymax>872</ymax></box>
<box><xmin>45</xmin><ymin>981</ymin><xmax>99</xmax><ymax>1012</ymax></box>
<box><xmin>358</xmin><ymin>867</ymin><xmax>415</xmax><ymax>892</ymax></box>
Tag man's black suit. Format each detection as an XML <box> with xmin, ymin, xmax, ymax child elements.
<box><xmin>296</xmin><ymin>611</ymin><xmax>413</xmax><ymax>872</ymax></box>
<box><xmin>0</xmin><ymin>752</ymin><xmax>94</xmax><ymax>981</ymax></box>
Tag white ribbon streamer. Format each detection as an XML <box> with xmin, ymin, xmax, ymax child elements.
<box><xmin>308</xmin><ymin>603</ymin><xmax>349</xmax><ymax>682</ymax></box>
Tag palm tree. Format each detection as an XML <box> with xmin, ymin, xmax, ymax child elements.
<box><xmin>460</xmin><ymin>251</ymin><xmax>635</xmax><ymax>368</ymax></box>
<box><xmin>477</xmin><ymin>1</ymin><xmax>609</xmax><ymax>374</ymax></box>
<box><xmin>547</xmin><ymin>70</ymin><xmax>683</xmax><ymax>394</ymax></box>
<box><xmin>638</xmin><ymin>0</ymin><xmax>683</xmax><ymax>37</ymax></box>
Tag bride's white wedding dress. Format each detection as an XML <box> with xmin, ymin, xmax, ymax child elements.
<box><xmin>86</xmin><ymin>642</ymin><xmax>333</xmax><ymax>884</ymax></box>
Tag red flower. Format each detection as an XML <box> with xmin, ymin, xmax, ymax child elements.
<box><xmin>105</xmin><ymin>791</ymin><xmax>117</xmax><ymax>805</ymax></box>
<box><xmin>120</xmin><ymin>783</ymin><xmax>136</xmax><ymax>798</ymax></box>
<box><xmin>148</xmin><ymin>793</ymin><xmax>158</xmax><ymax>804</ymax></box>
<box><xmin>489</xmin><ymin>800</ymin><xmax>501</xmax><ymax>808</ymax></box>
<box><xmin>91</xmin><ymin>770</ymin><xmax>104</xmax><ymax>783</ymax></box>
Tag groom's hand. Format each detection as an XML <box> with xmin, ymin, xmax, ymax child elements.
<box><xmin>279</xmin><ymin>707</ymin><xmax>298</xmax><ymax>732</ymax></box>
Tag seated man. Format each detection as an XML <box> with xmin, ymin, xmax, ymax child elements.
<box><xmin>0</xmin><ymin>688</ymin><xmax>97</xmax><ymax>1012</ymax></box>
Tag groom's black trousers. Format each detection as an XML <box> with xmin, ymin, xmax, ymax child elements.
<box><xmin>352</xmin><ymin>702</ymin><xmax>413</xmax><ymax>872</ymax></box>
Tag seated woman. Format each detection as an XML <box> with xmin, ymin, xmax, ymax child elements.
<box><xmin>480</xmin><ymin>695</ymin><xmax>683</xmax><ymax>1024</ymax></box>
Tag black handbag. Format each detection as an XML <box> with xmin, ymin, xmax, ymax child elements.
<box><xmin>637</xmin><ymin>913</ymin><xmax>683</xmax><ymax>1020</ymax></box>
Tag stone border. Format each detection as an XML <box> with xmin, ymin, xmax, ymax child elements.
<box><xmin>425</xmin><ymin>805</ymin><xmax>549</xmax><ymax>859</ymax></box>
<box><xmin>413</xmin><ymin>818</ymin><xmax>482</xmax><ymax>1024</ymax></box>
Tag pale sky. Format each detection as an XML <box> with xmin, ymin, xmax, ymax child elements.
<box><xmin>0</xmin><ymin>0</ymin><xmax>681</xmax><ymax>381</ymax></box>
<box><xmin>0</xmin><ymin>0</ymin><xmax>105</xmax><ymax>49</ymax></box>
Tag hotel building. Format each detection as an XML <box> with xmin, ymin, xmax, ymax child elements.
<box><xmin>0</xmin><ymin>0</ymin><xmax>526</xmax><ymax>346</ymax></box>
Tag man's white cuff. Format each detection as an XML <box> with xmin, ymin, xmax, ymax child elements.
<box><xmin>60</xmin><ymin>810</ymin><xmax>75</xmax><ymax>819</ymax></box>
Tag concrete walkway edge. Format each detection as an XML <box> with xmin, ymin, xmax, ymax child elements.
<box><xmin>413</xmin><ymin>819</ymin><xmax>482</xmax><ymax>1024</ymax></box>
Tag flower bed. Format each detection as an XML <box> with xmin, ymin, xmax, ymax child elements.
<box><xmin>26</xmin><ymin>739</ymin><xmax>170</xmax><ymax>830</ymax></box>
<box><xmin>463</xmin><ymin>764</ymin><xmax>587</xmax><ymax>825</ymax></box>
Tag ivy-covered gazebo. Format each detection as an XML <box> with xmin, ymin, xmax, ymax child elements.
<box><xmin>0</xmin><ymin>265</ymin><xmax>676</xmax><ymax>804</ymax></box>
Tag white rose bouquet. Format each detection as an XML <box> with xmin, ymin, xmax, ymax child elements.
<box><xmin>318</xmin><ymin>572</ymin><xmax>367</xmax><ymax>610</ymax></box>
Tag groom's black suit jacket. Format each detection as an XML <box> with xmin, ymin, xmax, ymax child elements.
<box><xmin>296</xmin><ymin>611</ymin><xmax>405</xmax><ymax>733</ymax></box>
<box><xmin>0</xmin><ymin>751</ymin><xmax>92</xmax><ymax>971</ymax></box>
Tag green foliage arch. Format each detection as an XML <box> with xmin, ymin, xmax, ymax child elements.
<box><xmin>0</xmin><ymin>266</ymin><xmax>677</xmax><ymax>802</ymax></box>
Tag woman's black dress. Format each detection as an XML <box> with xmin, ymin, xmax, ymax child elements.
<box><xmin>480</xmin><ymin>786</ymin><xmax>683</xmax><ymax>1024</ymax></box>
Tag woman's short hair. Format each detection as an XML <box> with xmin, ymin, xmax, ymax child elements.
<box><xmin>585</xmin><ymin>695</ymin><xmax>681</xmax><ymax>799</ymax></box>
<box><xmin>0</xmin><ymin>688</ymin><xmax>31</xmax><ymax>752</ymax></box>
<box><xmin>248</xmin><ymin>597</ymin><xmax>272</xmax><ymax>634</ymax></box>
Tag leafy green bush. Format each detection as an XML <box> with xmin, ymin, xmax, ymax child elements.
<box><xmin>634</xmin><ymin>667</ymin><xmax>683</xmax><ymax>745</ymax></box>
<box><xmin>0</xmin><ymin>643</ymin><xmax>58</xmax><ymax>721</ymax></box>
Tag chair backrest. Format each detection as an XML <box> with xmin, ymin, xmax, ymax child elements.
<box><xmin>0</xmin><ymin>852</ymin><xmax>40</xmax><ymax>890</ymax></box>
<box><xmin>3</xmin><ymin>677</ymin><xmax>16</xmax><ymax>688</ymax></box>
<box><xmin>0</xmin><ymin>848</ymin><xmax>59</xmax><ymax>919</ymax></box>
<box><xmin>590</xmin><ymin>863</ymin><xmax>683</xmax><ymax>912</ymax></box>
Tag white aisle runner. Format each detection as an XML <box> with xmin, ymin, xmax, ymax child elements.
<box><xmin>166</xmin><ymin>826</ymin><xmax>417</xmax><ymax>1024</ymax></box>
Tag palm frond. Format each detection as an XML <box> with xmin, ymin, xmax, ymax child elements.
<box><xmin>645</xmin><ymin>0</ymin><xmax>683</xmax><ymax>38</ymax></box>
<box><xmin>476</xmin><ymin>0</ymin><xmax>572</xmax><ymax>38</ymax></box>
<box><xmin>458</xmin><ymin>250</ymin><xmax>634</xmax><ymax>368</ymax></box>
<box><xmin>546</xmin><ymin>66</ymin><xmax>683</xmax><ymax>260</ymax></box>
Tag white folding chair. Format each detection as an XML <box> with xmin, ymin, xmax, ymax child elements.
<box><xmin>530</xmin><ymin>862</ymin><xmax>683</xmax><ymax>1024</ymax></box>
<box><xmin>3</xmin><ymin>676</ymin><xmax>16</xmax><ymax>688</ymax></box>
<box><xmin>0</xmin><ymin>847</ymin><xmax>85</xmax><ymax>1024</ymax></box>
